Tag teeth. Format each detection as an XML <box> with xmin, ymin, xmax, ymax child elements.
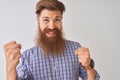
<box><xmin>47</xmin><ymin>32</ymin><xmax>56</xmax><ymax>37</ymax></box>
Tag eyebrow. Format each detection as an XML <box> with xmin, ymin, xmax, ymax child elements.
<box><xmin>42</xmin><ymin>17</ymin><xmax>49</xmax><ymax>19</ymax></box>
<box><xmin>42</xmin><ymin>16</ymin><xmax>62</xmax><ymax>19</ymax></box>
<box><xmin>55</xmin><ymin>16</ymin><xmax>62</xmax><ymax>18</ymax></box>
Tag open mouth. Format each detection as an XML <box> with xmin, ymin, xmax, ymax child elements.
<box><xmin>46</xmin><ymin>31</ymin><xmax>56</xmax><ymax>38</ymax></box>
<box><xmin>45</xmin><ymin>28</ymin><xmax>58</xmax><ymax>38</ymax></box>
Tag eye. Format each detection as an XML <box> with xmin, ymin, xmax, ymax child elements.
<box><xmin>43</xmin><ymin>19</ymin><xmax>49</xmax><ymax>23</ymax></box>
<box><xmin>54</xmin><ymin>18</ymin><xmax>61</xmax><ymax>23</ymax></box>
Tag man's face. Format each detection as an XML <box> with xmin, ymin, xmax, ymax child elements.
<box><xmin>36</xmin><ymin>9</ymin><xmax>65</xmax><ymax>55</ymax></box>
<box><xmin>37</xmin><ymin>9</ymin><xmax>62</xmax><ymax>38</ymax></box>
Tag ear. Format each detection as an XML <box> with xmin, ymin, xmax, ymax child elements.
<box><xmin>36</xmin><ymin>16</ymin><xmax>39</xmax><ymax>23</ymax></box>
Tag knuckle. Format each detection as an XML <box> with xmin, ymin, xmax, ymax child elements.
<box><xmin>10</xmin><ymin>55</ymin><xmax>15</xmax><ymax>60</ymax></box>
<box><xmin>7</xmin><ymin>49</ymin><xmax>14</xmax><ymax>55</ymax></box>
<box><xmin>3</xmin><ymin>44</ymin><xmax>8</xmax><ymax>52</ymax></box>
<box><xmin>17</xmin><ymin>53</ymin><xmax>21</xmax><ymax>58</ymax></box>
<box><xmin>85</xmin><ymin>52</ymin><xmax>89</xmax><ymax>55</ymax></box>
<box><xmin>15</xmin><ymin>59</ymin><xmax>20</xmax><ymax>64</ymax></box>
<box><xmin>9</xmin><ymin>41</ymin><xmax>16</xmax><ymax>44</ymax></box>
<box><xmin>6</xmin><ymin>52</ymin><xmax>10</xmax><ymax>57</ymax></box>
<box><xmin>16</xmin><ymin>48</ymin><xmax>20</xmax><ymax>51</ymax></box>
<box><xmin>3</xmin><ymin>44</ymin><xmax>7</xmax><ymax>50</ymax></box>
<box><xmin>15</xmin><ymin>49</ymin><xmax>21</xmax><ymax>54</ymax></box>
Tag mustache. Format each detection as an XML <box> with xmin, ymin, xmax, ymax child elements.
<box><xmin>44</xmin><ymin>28</ymin><xmax>59</xmax><ymax>33</ymax></box>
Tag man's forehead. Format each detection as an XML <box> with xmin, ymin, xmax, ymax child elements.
<box><xmin>40</xmin><ymin>9</ymin><xmax>62</xmax><ymax>18</ymax></box>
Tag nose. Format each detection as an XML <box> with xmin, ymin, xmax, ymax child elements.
<box><xmin>48</xmin><ymin>21</ymin><xmax>56</xmax><ymax>29</ymax></box>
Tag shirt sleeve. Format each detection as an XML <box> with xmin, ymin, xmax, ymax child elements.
<box><xmin>79</xmin><ymin>63</ymin><xmax>87</xmax><ymax>80</ymax></box>
<box><xmin>17</xmin><ymin>51</ymin><xmax>31</xmax><ymax>80</ymax></box>
<box><xmin>79</xmin><ymin>63</ymin><xmax>100</xmax><ymax>80</ymax></box>
<box><xmin>95</xmin><ymin>70</ymin><xmax>100</xmax><ymax>80</ymax></box>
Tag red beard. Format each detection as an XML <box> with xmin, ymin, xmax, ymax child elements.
<box><xmin>35</xmin><ymin>26</ymin><xmax>65</xmax><ymax>55</ymax></box>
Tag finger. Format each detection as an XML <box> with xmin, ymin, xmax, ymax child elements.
<box><xmin>8</xmin><ymin>54</ymin><xmax>21</xmax><ymax>64</ymax></box>
<box><xmin>6</xmin><ymin>48</ymin><xmax>21</xmax><ymax>55</ymax></box>
<box><xmin>15</xmin><ymin>53</ymin><xmax>21</xmax><ymax>59</ymax></box>
<box><xmin>75</xmin><ymin>47</ymin><xmax>89</xmax><ymax>55</ymax></box>
<box><xmin>75</xmin><ymin>51</ymin><xmax>88</xmax><ymax>56</ymax></box>
<box><xmin>5</xmin><ymin>48</ymin><xmax>21</xmax><ymax>58</ymax></box>
<box><xmin>78</xmin><ymin>57</ymin><xmax>89</xmax><ymax>66</ymax></box>
<box><xmin>78</xmin><ymin>55</ymin><xmax>88</xmax><ymax>61</ymax></box>
<box><xmin>3</xmin><ymin>41</ymin><xmax>17</xmax><ymax>48</ymax></box>
<box><xmin>4</xmin><ymin>44</ymin><xmax>21</xmax><ymax>53</ymax></box>
<box><xmin>6</xmin><ymin>41</ymin><xmax>17</xmax><ymax>44</ymax></box>
<box><xmin>77</xmin><ymin>47</ymin><xmax>89</xmax><ymax>52</ymax></box>
<box><xmin>8</xmin><ymin>44</ymin><xmax>21</xmax><ymax>49</ymax></box>
<box><xmin>3</xmin><ymin>41</ymin><xmax>16</xmax><ymax>51</ymax></box>
<box><xmin>17</xmin><ymin>43</ymin><xmax>22</xmax><ymax>49</ymax></box>
<box><xmin>6</xmin><ymin>51</ymin><xmax>21</xmax><ymax>61</ymax></box>
<box><xmin>78</xmin><ymin>56</ymin><xmax>91</xmax><ymax>64</ymax></box>
<box><xmin>12</xmin><ymin>52</ymin><xmax>21</xmax><ymax>59</ymax></box>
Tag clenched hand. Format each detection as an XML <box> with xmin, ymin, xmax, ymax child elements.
<box><xmin>3</xmin><ymin>41</ymin><xmax>21</xmax><ymax>80</ymax></box>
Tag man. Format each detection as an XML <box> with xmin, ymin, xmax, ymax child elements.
<box><xmin>3</xmin><ymin>0</ymin><xmax>100</xmax><ymax>80</ymax></box>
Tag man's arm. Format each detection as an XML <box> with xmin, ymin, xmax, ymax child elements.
<box><xmin>6</xmin><ymin>67</ymin><xmax>18</xmax><ymax>80</ymax></box>
<box><xmin>3</xmin><ymin>41</ymin><xmax>21</xmax><ymax>80</ymax></box>
<box><xmin>86</xmin><ymin>65</ymin><xmax>96</xmax><ymax>80</ymax></box>
<box><xmin>79</xmin><ymin>60</ymin><xmax>100</xmax><ymax>80</ymax></box>
<box><xmin>75</xmin><ymin>47</ymin><xmax>100</xmax><ymax>80</ymax></box>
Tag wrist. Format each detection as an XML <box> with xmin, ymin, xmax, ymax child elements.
<box><xmin>6</xmin><ymin>65</ymin><xmax>17</xmax><ymax>80</ymax></box>
<box><xmin>83</xmin><ymin>58</ymin><xmax>94</xmax><ymax>70</ymax></box>
<box><xmin>6</xmin><ymin>65</ymin><xmax>16</xmax><ymax>73</ymax></box>
<box><xmin>87</xmin><ymin>68</ymin><xmax>96</xmax><ymax>80</ymax></box>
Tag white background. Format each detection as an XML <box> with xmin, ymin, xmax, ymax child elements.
<box><xmin>0</xmin><ymin>0</ymin><xmax>120</xmax><ymax>80</ymax></box>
